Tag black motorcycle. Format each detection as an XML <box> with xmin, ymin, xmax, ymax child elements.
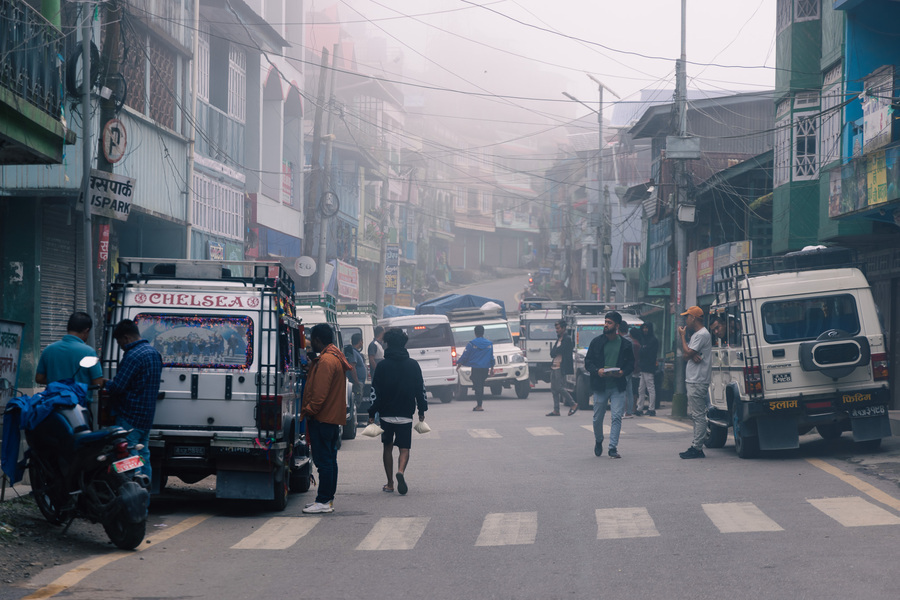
<box><xmin>4</xmin><ymin>358</ymin><xmax>149</xmax><ymax>550</ymax></box>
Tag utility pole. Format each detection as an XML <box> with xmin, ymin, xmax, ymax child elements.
<box><xmin>587</xmin><ymin>74</ymin><xmax>619</xmax><ymax>303</ymax></box>
<box><xmin>670</xmin><ymin>0</ymin><xmax>696</xmax><ymax>416</ymax></box>
<box><xmin>317</xmin><ymin>45</ymin><xmax>339</xmax><ymax>292</ymax></box>
<box><xmin>303</xmin><ymin>48</ymin><xmax>329</xmax><ymax>291</ymax></box>
<box><xmin>79</xmin><ymin>2</ymin><xmax>96</xmax><ymax>348</ymax></box>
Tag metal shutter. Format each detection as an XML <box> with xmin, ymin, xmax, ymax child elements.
<box><xmin>40</xmin><ymin>202</ymin><xmax>86</xmax><ymax>349</ymax></box>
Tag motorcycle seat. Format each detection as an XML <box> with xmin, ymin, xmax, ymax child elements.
<box><xmin>73</xmin><ymin>429</ymin><xmax>114</xmax><ymax>448</ymax></box>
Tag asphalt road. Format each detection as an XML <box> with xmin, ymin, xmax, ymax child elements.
<box><xmin>10</xmin><ymin>386</ymin><xmax>900</xmax><ymax>600</ymax></box>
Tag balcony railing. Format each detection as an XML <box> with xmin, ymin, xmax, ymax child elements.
<box><xmin>0</xmin><ymin>0</ymin><xmax>63</xmax><ymax>118</ymax></box>
<box><xmin>195</xmin><ymin>101</ymin><xmax>244</xmax><ymax>169</ymax></box>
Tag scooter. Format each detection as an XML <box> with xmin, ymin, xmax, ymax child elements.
<box><xmin>3</xmin><ymin>357</ymin><xmax>150</xmax><ymax>550</ymax></box>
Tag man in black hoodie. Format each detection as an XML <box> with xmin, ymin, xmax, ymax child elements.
<box><xmin>367</xmin><ymin>328</ymin><xmax>428</xmax><ymax>495</ymax></box>
<box><xmin>637</xmin><ymin>322</ymin><xmax>659</xmax><ymax>416</ymax></box>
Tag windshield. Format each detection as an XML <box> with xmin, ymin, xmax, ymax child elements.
<box><xmin>452</xmin><ymin>323</ymin><xmax>513</xmax><ymax>346</ymax></box>
<box><xmin>398</xmin><ymin>323</ymin><xmax>455</xmax><ymax>349</ymax></box>
<box><xmin>761</xmin><ymin>294</ymin><xmax>860</xmax><ymax>343</ymax></box>
<box><xmin>135</xmin><ymin>314</ymin><xmax>253</xmax><ymax>369</ymax></box>
<box><xmin>526</xmin><ymin>321</ymin><xmax>557</xmax><ymax>340</ymax></box>
<box><xmin>575</xmin><ymin>324</ymin><xmax>605</xmax><ymax>350</ymax></box>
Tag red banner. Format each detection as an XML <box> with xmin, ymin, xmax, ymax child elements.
<box><xmin>97</xmin><ymin>224</ymin><xmax>110</xmax><ymax>269</ymax></box>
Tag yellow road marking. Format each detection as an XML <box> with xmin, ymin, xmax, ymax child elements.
<box><xmin>806</xmin><ymin>458</ymin><xmax>900</xmax><ymax>513</ymax></box>
<box><xmin>23</xmin><ymin>514</ymin><xmax>212</xmax><ymax>599</ymax></box>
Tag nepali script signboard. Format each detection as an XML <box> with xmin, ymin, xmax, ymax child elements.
<box><xmin>79</xmin><ymin>169</ymin><xmax>136</xmax><ymax>221</ymax></box>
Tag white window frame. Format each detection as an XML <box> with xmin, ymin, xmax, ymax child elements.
<box><xmin>197</xmin><ymin>24</ymin><xmax>209</xmax><ymax>103</ymax></box>
<box><xmin>794</xmin><ymin>0</ymin><xmax>820</xmax><ymax>22</ymax></box>
<box><xmin>227</xmin><ymin>44</ymin><xmax>246</xmax><ymax>124</ymax></box>
<box><xmin>454</xmin><ymin>188</ymin><xmax>466</xmax><ymax>212</ymax></box>
<box><xmin>481</xmin><ymin>192</ymin><xmax>491</xmax><ymax>213</ymax></box>
<box><xmin>774</xmin><ymin>115</ymin><xmax>791</xmax><ymax>188</ymax></box>
<box><xmin>793</xmin><ymin>113</ymin><xmax>819</xmax><ymax>181</ymax></box>
<box><xmin>192</xmin><ymin>173</ymin><xmax>244</xmax><ymax>240</ymax></box>
<box><xmin>820</xmin><ymin>66</ymin><xmax>843</xmax><ymax>166</ymax></box>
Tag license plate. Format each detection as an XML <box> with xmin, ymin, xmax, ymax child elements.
<box><xmin>771</xmin><ymin>373</ymin><xmax>792</xmax><ymax>384</ymax></box>
<box><xmin>174</xmin><ymin>446</ymin><xmax>206</xmax><ymax>457</ymax></box>
<box><xmin>112</xmin><ymin>455</ymin><xmax>142</xmax><ymax>473</ymax></box>
<box><xmin>851</xmin><ymin>405</ymin><xmax>886</xmax><ymax>418</ymax></box>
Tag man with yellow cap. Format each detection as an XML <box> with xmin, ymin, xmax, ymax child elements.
<box><xmin>678</xmin><ymin>306</ymin><xmax>712</xmax><ymax>459</ymax></box>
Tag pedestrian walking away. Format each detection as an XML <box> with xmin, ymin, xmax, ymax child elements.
<box><xmin>548</xmin><ymin>320</ymin><xmax>575</xmax><ymax>416</ymax></box>
<box><xmin>619</xmin><ymin>321</ymin><xmax>639</xmax><ymax>417</ymax></box>
<box><xmin>103</xmin><ymin>319</ymin><xmax>163</xmax><ymax>485</ymax></box>
<box><xmin>637</xmin><ymin>322</ymin><xmax>659</xmax><ymax>416</ymax></box>
<box><xmin>345</xmin><ymin>332</ymin><xmax>367</xmax><ymax>405</ymax></box>
<box><xmin>368</xmin><ymin>328</ymin><xmax>427</xmax><ymax>495</ymax></box>
<box><xmin>584</xmin><ymin>311</ymin><xmax>634</xmax><ymax>459</ymax></box>
<box><xmin>456</xmin><ymin>324</ymin><xmax>494</xmax><ymax>411</ymax></box>
<box><xmin>35</xmin><ymin>311</ymin><xmax>104</xmax><ymax>387</ymax></box>
<box><xmin>301</xmin><ymin>323</ymin><xmax>353</xmax><ymax>513</ymax></box>
<box><xmin>678</xmin><ymin>306</ymin><xmax>712</xmax><ymax>459</ymax></box>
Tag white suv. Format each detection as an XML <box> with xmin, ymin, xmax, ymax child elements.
<box><xmin>707</xmin><ymin>247</ymin><xmax>891</xmax><ymax>457</ymax></box>
<box><xmin>378</xmin><ymin>314</ymin><xmax>458</xmax><ymax>403</ymax></box>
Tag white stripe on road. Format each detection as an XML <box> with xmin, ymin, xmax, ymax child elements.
<box><xmin>595</xmin><ymin>507</ymin><xmax>659</xmax><ymax>539</ymax></box>
<box><xmin>231</xmin><ymin>517</ymin><xmax>320</xmax><ymax>549</ymax></box>
<box><xmin>526</xmin><ymin>427</ymin><xmax>562</xmax><ymax>436</ymax></box>
<box><xmin>702</xmin><ymin>502</ymin><xmax>783</xmax><ymax>533</ymax></box>
<box><xmin>807</xmin><ymin>496</ymin><xmax>900</xmax><ymax>527</ymax></box>
<box><xmin>580</xmin><ymin>424</ymin><xmax>622</xmax><ymax>435</ymax></box>
<box><xmin>475</xmin><ymin>512</ymin><xmax>538</xmax><ymax>546</ymax></box>
<box><xmin>636</xmin><ymin>421</ymin><xmax>687</xmax><ymax>433</ymax></box>
<box><xmin>357</xmin><ymin>517</ymin><xmax>430</xmax><ymax>550</ymax></box>
<box><xmin>469</xmin><ymin>428</ymin><xmax>502</xmax><ymax>438</ymax></box>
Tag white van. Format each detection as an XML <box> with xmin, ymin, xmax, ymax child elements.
<box><xmin>378</xmin><ymin>314</ymin><xmax>458</xmax><ymax>403</ymax></box>
<box><xmin>707</xmin><ymin>247</ymin><xmax>891</xmax><ymax>457</ymax></box>
<box><xmin>519</xmin><ymin>300</ymin><xmax>568</xmax><ymax>384</ymax></box>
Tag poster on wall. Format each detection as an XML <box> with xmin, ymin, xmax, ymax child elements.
<box><xmin>385</xmin><ymin>244</ymin><xmax>400</xmax><ymax>294</ymax></box>
<box><xmin>335</xmin><ymin>260</ymin><xmax>359</xmax><ymax>301</ymax></box>
<box><xmin>0</xmin><ymin>320</ymin><xmax>24</xmax><ymax>408</ymax></box>
<box><xmin>696</xmin><ymin>248</ymin><xmax>715</xmax><ymax>297</ymax></box>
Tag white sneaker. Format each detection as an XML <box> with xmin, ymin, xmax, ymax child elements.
<box><xmin>302</xmin><ymin>502</ymin><xmax>334</xmax><ymax>514</ymax></box>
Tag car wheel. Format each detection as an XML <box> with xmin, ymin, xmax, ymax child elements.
<box><xmin>342</xmin><ymin>402</ymin><xmax>357</xmax><ymax>440</ymax></box>
<box><xmin>437</xmin><ymin>388</ymin><xmax>454</xmax><ymax>404</ymax></box>
<box><xmin>490</xmin><ymin>384</ymin><xmax>502</xmax><ymax>396</ymax></box>
<box><xmin>733</xmin><ymin>407</ymin><xmax>759</xmax><ymax>458</ymax></box>
<box><xmin>815</xmin><ymin>423</ymin><xmax>842</xmax><ymax>440</ymax></box>
<box><xmin>269</xmin><ymin>450</ymin><xmax>290</xmax><ymax>511</ymax></box>
<box><xmin>705</xmin><ymin>422</ymin><xmax>728</xmax><ymax>448</ymax></box>
<box><xmin>514</xmin><ymin>380</ymin><xmax>530</xmax><ymax>399</ymax></box>
<box><xmin>456</xmin><ymin>384</ymin><xmax>468</xmax><ymax>399</ymax></box>
<box><xmin>575</xmin><ymin>377</ymin><xmax>591</xmax><ymax>410</ymax></box>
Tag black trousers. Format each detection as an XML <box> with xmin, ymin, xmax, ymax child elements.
<box><xmin>471</xmin><ymin>367</ymin><xmax>489</xmax><ymax>407</ymax></box>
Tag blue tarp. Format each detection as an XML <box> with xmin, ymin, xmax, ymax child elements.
<box><xmin>382</xmin><ymin>305</ymin><xmax>415</xmax><ymax>318</ymax></box>
<box><xmin>415</xmin><ymin>294</ymin><xmax>507</xmax><ymax>319</ymax></box>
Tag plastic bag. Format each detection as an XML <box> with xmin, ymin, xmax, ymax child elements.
<box><xmin>362</xmin><ymin>423</ymin><xmax>383</xmax><ymax>437</ymax></box>
<box><xmin>414</xmin><ymin>420</ymin><xmax>431</xmax><ymax>434</ymax></box>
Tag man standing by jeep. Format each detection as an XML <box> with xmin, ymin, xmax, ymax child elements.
<box><xmin>678</xmin><ymin>306</ymin><xmax>712</xmax><ymax>459</ymax></box>
<box><xmin>302</xmin><ymin>323</ymin><xmax>352</xmax><ymax>514</ymax></box>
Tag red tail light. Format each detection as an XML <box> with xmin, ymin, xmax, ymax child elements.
<box><xmin>743</xmin><ymin>365</ymin><xmax>762</xmax><ymax>395</ymax></box>
<box><xmin>258</xmin><ymin>395</ymin><xmax>284</xmax><ymax>431</ymax></box>
<box><xmin>451</xmin><ymin>346</ymin><xmax>457</xmax><ymax>367</ymax></box>
<box><xmin>872</xmin><ymin>352</ymin><xmax>889</xmax><ymax>381</ymax></box>
<box><xmin>114</xmin><ymin>441</ymin><xmax>130</xmax><ymax>460</ymax></box>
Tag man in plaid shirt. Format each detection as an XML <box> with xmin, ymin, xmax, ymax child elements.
<box><xmin>105</xmin><ymin>319</ymin><xmax>163</xmax><ymax>483</ymax></box>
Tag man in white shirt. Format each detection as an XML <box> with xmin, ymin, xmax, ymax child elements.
<box><xmin>678</xmin><ymin>306</ymin><xmax>712</xmax><ymax>459</ymax></box>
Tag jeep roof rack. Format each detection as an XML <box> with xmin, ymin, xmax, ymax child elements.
<box><xmin>115</xmin><ymin>257</ymin><xmax>295</xmax><ymax>298</ymax></box>
<box><xmin>294</xmin><ymin>292</ymin><xmax>338</xmax><ymax>311</ymax></box>
<box><xmin>336</xmin><ymin>302</ymin><xmax>377</xmax><ymax>314</ymax></box>
<box><xmin>447</xmin><ymin>307</ymin><xmax>505</xmax><ymax>322</ymax></box>
<box><xmin>718</xmin><ymin>247</ymin><xmax>861</xmax><ymax>285</ymax></box>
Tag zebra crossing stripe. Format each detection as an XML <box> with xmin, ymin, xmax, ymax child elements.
<box><xmin>356</xmin><ymin>517</ymin><xmax>430</xmax><ymax>551</ymax></box>
<box><xmin>469</xmin><ymin>429</ymin><xmax>502</xmax><ymax>438</ymax></box>
<box><xmin>526</xmin><ymin>427</ymin><xmax>562</xmax><ymax>436</ymax></box>
<box><xmin>231</xmin><ymin>517</ymin><xmax>321</xmax><ymax>550</ymax></box>
<box><xmin>807</xmin><ymin>496</ymin><xmax>900</xmax><ymax>527</ymax></box>
<box><xmin>636</xmin><ymin>422</ymin><xmax>687</xmax><ymax>433</ymax></box>
<box><xmin>581</xmin><ymin>424</ymin><xmax>620</xmax><ymax>435</ymax></box>
<box><xmin>702</xmin><ymin>502</ymin><xmax>783</xmax><ymax>533</ymax></box>
<box><xmin>475</xmin><ymin>512</ymin><xmax>538</xmax><ymax>546</ymax></box>
<box><xmin>595</xmin><ymin>507</ymin><xmax>659</xmax><ymax>539</ymax></box>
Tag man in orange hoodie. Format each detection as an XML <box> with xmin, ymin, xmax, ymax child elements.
<box><xmin>301</xmin><ymin>323</ymin><xmax>352</xmax><ymax>514</ymax></box>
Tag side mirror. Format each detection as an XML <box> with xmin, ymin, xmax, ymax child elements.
<box><xmin>80</xmin><ymin>356</ymin><xmax>100</xmax><ymax>369</ymax></box>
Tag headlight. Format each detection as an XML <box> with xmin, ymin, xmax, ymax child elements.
<box><xmin>511</xmin><ymin>354</ymin><xmax>525</xmax><ymax>363</ymax></box>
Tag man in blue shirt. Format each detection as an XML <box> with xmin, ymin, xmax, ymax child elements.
<box><xmin>104</xmin><ymin>319</ymin><xmax>163</xmax><ymax>482</ymax></box>
<box><xmin>35</xmin><ymin>312</ymin><xmax>103</xmax><ymax>387</ymax></box>
<box><xmin>457</xmin><ymin>325</ymin><xmax>494</xmax><ymax>412</ymax></box>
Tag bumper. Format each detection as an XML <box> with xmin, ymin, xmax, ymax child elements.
<box><xmin>458</xmin><ymin>363</ymin><xmax>529</xmax><ymax>387</ymax></box>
